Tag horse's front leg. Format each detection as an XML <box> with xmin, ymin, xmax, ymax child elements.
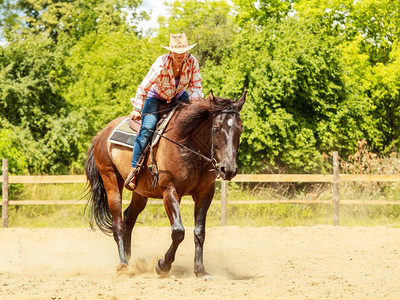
<box><xmin>156</xmin><ymin>186</ymin><xmax>185</xmax><ymax>276</ymax></box>
<box><xmin>192</xmin><ymin>185</ymin><xmax>215</xmax><ymax>280</ymax></box>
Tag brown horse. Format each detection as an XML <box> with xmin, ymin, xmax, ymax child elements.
<box><xmin>85</xmin><ymin>91</ymin><xmax>246</xmax><ymax>279</ymax></box>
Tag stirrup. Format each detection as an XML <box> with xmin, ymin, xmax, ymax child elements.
<box><xmin>125</xmin><ymin>179</ymin><xmax>137</xmax><ymax>191</ymax></box>
<box><xmin>124</xmin><ymin>166</ymin><xmax>140</xmax><ymax>191</ymax></box>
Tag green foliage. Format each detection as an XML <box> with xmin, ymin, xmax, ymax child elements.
<box><xmin>157</xmin><ymin>0</ymin><xmax>235</xmax><ymax>66</ymax></box>
<box><xmin>232</xmin><ymin>0</ymin><xmax>292</xmax><ymax>27</ymax></box>
<box><xmin>295</xmin><ymin>0</ymin><xmax>400</xmax><ymax>59</ymax></box>
<box><xmin>1</xmin><ymin>0</ymin><xmax>146</xmax><ymax>42</ymax></box>
<box><xmin>367</xmin><ymin>43</ymin><xmax>400</xmax><ymax>152</ymax></box>
<box><xmin>0</xmin><ymin>126</ymin><xmax>27</xmax><ymax>174</ymax></box>
<box><xmin>203</xmin><ymin>18</ymin><xmax>348</xmax><ymax>173</ymax></box>
<box><xmin>0</xmin><ymin>35</ymin><xmax>88</xmax><ymax>174</ymax></box>
<box><xmin>0</xmin><ymin>0</ymin><xmax>148</xmax><ymax>174</ymax></box>
<box><xmin>0</xmin><ymin>35</ymin><xmax>67</xmax><ymax>137</ymax></box>
<box><xmin>42</xmin><ymin>111</ymin><xmax>89</xmax><ymax>173</ymax></box>
<box><xmin>64</xmin><ymin>31</ymin><xmax>158</xmax><ymax>138</ymax></box>
<box><xmin>1</xmin><ymin>0</ymin><xmax>400</xmax><ymax>176</ymax></box>
<box><xmin>294</xmin><ymin>0</ymin><xmax>400</xmax><ymax>154</ymax></box>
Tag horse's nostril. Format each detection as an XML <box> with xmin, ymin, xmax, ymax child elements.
<box><xmin>219</xmin><ymin>166</ymin><xmax>237</xmax><ymax>181</ymax></box>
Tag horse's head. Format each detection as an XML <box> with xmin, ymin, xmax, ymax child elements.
<box><xmin>209</xmin><ymin>91</ymin><xmax>246</xmax><ymax>181</ymax></box>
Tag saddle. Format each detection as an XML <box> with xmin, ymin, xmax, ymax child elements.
<box><xmin>108</xmin><ymin>100</ymin><xmax>182</xmax><ymax>189</ymax></box>
<box><xmin>107</xmin><ymin>101</ymin><xmax>178</xmax><ymax>149</ymax></box>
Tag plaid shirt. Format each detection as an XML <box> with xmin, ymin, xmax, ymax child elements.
<box><xmin>131</xmin><ymin>53</ymin><xmax>202</xmax><ymax>112</ymax></box>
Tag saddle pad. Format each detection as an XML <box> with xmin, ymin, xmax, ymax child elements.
<box><xmin>108</xmin><ymin>108</ymin><xmax>177</xmax><ymax>149</ymax></box>
<box><xmin>107</xmin><ymin>117</ymin><xmax>138</xmax><ymax>149</ymax></box>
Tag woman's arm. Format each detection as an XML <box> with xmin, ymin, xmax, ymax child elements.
<box><xmin>131</xmin><ymin>56</ymin><xmax>163</xmax><ymax>111</ymax></box>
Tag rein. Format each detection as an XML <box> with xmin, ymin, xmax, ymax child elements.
<box><xmin>132</xmin><ymin>108</ymin><xmax>240</xmax><ymax>177</ymax></box>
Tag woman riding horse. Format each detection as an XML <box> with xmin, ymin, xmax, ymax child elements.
<box><xmin>85</xmin><ymin>90</ymin><xmax>246</xmax><ymax>279</ymax></box>
<box><xmin>85</xmin><ymin>32</ymin><xmax>247</xmax><ymax>279</ymax></box>
<box><xmin>125</xmin><ymin>33</ymin><xmax>202</xmax><ymax>190</ymax></box>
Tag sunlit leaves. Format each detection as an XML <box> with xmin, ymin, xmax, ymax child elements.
<box><xmin>64</xmin><ymin>31</ymin><xmax>158</xmax><ymax>137</ymax></box>
<box><xmin>157</xmin><ymin>0</ymin><xmax>235</xmax><ymax>66</ymax></box>
<box><xmin>1</xmin><ymin>0</ymin><xmax>400</xmax><ymax>175</ymax></box>
<box><xmin>2</xmin><ymin>0</ymin><xmax>145</xmax><ymax>42</ymax></box>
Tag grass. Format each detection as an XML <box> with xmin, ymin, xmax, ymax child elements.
<box><xmin>1</xmin><ymin>181</ymin><xmax>400</xmax><ymax>228</ymax></box>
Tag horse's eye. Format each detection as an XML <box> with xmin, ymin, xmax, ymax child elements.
<box><xmin>214</xmin><ymin>128</ymin><xmax>221</xmax><ymax>134</ymax></box>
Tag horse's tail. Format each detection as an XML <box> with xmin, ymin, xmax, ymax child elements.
<box><xmin>84</xmin><ymin>138</ymin><xmax>113</xmax><ymax>235</ymax></box>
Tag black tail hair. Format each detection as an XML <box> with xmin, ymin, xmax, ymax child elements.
<box><xmin>84</xmin><ymin>140</ymin><xmax>113</xmax><ymax>235</ymax></box>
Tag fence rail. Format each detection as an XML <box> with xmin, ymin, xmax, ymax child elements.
<box><xmin>3</xmin><ymin>199</ymin><xmax>400</xmax><ymax>206</ymax></box>
<box><xmin>2</xmin><ymin>154</ymin><xmax>400</xmax><ymax>227</ymax></box>
<box><xmin>3</xmin><ymin>173</ymin><xmax>400</xmax><ymax>184</ymax></box>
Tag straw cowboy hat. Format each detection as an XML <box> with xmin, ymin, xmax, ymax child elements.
<box><xmin>161</xmin><ymin>33</ymin><xmax>197</xmax><ymax>54</ymax></box>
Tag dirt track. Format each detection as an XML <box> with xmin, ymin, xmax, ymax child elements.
<box><xmin>0</xmin><ymin>226</ymin><xmax>399</xmax><ymax>299</ymax></box>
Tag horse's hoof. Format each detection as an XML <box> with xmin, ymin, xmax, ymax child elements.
<box><xmin>200</xmin><ymin>274</ymin><xmax>213</xmax><ymax>281</ymax></box>
<box><xmin>116</xmin><ymin>263</ymin><xmax>129</xmax><ymax>274</ymax></box>
<box><xmin>155</xmin><ymin>259</ymin><xmax>169</xmax><ymax>276</ymax></box>
<box><xmin>117</xmin><ymin>263</ymin><xmax>128</xmax><ymax>270</ymax></box>
<box><xmin>195</xmin><ymin>270</ymin><xmax>213</xmax><ymax>281</ymax></box>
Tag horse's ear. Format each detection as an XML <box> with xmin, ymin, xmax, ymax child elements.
<box><xmin>234</xmin><ymin>90</ymin><xmax>247</xmax><ymax>112</ymax></box>
<box><xmin>208</xmin><ymin>90</ymin><xmax>215</xmax><ymax>103</ymax></box>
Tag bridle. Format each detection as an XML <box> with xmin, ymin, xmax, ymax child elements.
<box><xmin>136</xmin><ymin>108</ymin><xmax>240</xmax><ymax>178</ymax></box>
<box><xmin>210</xmin><ymin>109</ymin><xmax>240</xmax><ymax>176</ymax></box>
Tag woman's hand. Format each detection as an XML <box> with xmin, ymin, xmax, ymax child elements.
<box><xmin>130</xmin><ymin>110</ymin><xmax>141</xmax><ymax>121</ymax></box>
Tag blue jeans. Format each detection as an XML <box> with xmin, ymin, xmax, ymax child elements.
<box><xmin>131</xmin><ymin>91</ymin><xmax>189</xmax><ymax>167</ymax></box>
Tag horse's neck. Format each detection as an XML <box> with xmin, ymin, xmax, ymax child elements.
<box><xmin>188</xmin><ymin>117</ymin><xmax>212</xmax><ymax>155</ymax></box>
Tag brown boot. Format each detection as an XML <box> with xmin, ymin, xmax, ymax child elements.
<box><xmin>124</xmin><ymin>167</ymin><xmax>138</xmax><ymax>191</ymax></box>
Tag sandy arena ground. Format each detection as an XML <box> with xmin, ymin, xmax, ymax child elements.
<box><xmin>0</xmin><ymin>226</ymin><xmax>399</xmax><ymax>299</ymax></box>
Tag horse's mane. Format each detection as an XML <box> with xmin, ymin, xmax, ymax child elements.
<box><xmin>175</xmin><ymin>96</ymin><xmax>235</xmax><ymax>141</ymax></box>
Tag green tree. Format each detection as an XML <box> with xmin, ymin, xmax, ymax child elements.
<box><xmin>157</xmin><ymin>0</ymin><xmax>235</xmax><ymax>66</ymax></box>
<box><xmin>64</xmin><ymin>31</ymin><xmax>158</xmax><ymax>139</ymax></box>
<box><xmin>232</xmin><ymin>0</ymin><xmax>293</xmax><ymax>27</ymax></box>
<box><xmin>0</xmin><ymin>35</ymin><xmax>88</xmax><ymax>174</ymax></box>
<box><xmin>1</xmin><ymin>0</ymin><xmax>146</xmax><ymax>42</ymax></box>
<box><xmin>367</xmin><ymin>43</ymin><xmax>400</xmax><ymax>152</ymax></box>
<box><xmin>295</xmin><ymin>0</ymin><xmax>400</xmax><ymax>152</ymax></box>
<box><xmin>0</xmin><ymin>35</ymin><xmax>67</xmax><ymax>139</ymax></box>
<box><xmin>0</xmin><ymin>0</ymin><xmax>149</xmax><ymax>174</ymax></box>
<box><xmin>203</xmin><ymin>18</ymin><xmax>364</xmax><ymax>173</ymax></box>
<box><xmin>0</xmin><ymin>125</ymin><xmax>28</xmax><ymax>174</ymax></box>
<box><xmin>295</xmin><ymin>0</ymin><xmax>400</xmax><ymax>65</ymax></box>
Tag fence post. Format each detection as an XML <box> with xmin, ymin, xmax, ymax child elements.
<box><xmin>2</xmin><ymin>159</ymin><xmax>9</xmax><ymax>228</ymax></box>
<box><xmin>221</xmin><ymin>180</ymin><xmax>227</xmax><ymax>226</ymax></box>
<box><xmin>333</xmin><ymin>151</ymin><xmax>339</xmax><ymax>226</ymax></box>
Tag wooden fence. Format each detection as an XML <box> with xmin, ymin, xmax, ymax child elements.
<box><xmin>2</xmin><ymin>152</ymin><xmax>400</xmax><ymax>228</ymax></box>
